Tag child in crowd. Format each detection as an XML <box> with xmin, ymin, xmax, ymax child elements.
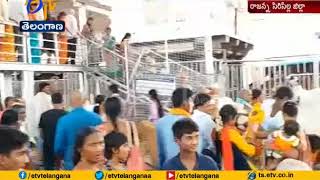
<box><xmin>161</xmin><ymin>118</ymin><xmax>219</xmax><ymax>170</ymax></box>
<box><xmin>246</xmin><ymin>89</ymin><xmax>266</xmax><ymax>142</ymax></box>
<box><xmin>104</xmin><ymin>132</ymin><xmax>131</xmax><ymax>170</ymax></box>
<box><xmin>267</xmin><ymin>120</ymin><xmax>300</xmax><ymax>159</ymax></box>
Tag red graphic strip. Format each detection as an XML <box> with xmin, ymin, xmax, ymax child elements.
<box><xmin>248</xmin><ymin>1</ymin><xmax>320</xmax><ymax>13</ymax></box>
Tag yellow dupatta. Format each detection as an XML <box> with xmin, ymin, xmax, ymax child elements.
<box><xmin>169</xmin><ymin>108</ymin><xmax>191</xmax><ymax>118</ymax></box>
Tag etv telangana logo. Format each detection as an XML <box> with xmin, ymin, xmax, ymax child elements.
<box><xmin>26</xmin><ymin>0</ymin><xmax>57</xmax><ymax>20</ymax></box>
<box><xmin>21</xmin><ymin>0</ymin><xmax>64</xmax><ymax>32</ymax></box>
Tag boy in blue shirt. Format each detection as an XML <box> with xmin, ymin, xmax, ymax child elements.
<box><xmin>162</xmin><ymin>118</ymin><xmax>219</xmax><ymax>170</ymax></box>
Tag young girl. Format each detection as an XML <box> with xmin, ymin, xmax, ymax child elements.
<box><xmin>266</xmin><ymin>120</ymin><xmax>301</xmax><ymax>170</ymax></box>
<box><xmin>148</xmin><ymin>89</ymin><xmax>164</xmax><ymax>123</ymax></box>
<box><xmin>246</xmin><ymin>89</ymin><xmax>266</xmax><ymax>142</ymax></box>
<box><xmin>73</xmin><ymin>127</ymin><xmax>105</xmax><ymax>170</ymax></box>
<box><xmin>268</xmin><ymin>120</ymin><xmax>300</xmax><ymax>159</ymax></box>
<box><xmin>104</xmin><ymin>132</ymin><xmax>131</xmax><ymax>170</ymax></box>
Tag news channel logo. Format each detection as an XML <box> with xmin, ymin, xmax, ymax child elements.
<box><xmin>95</xmin><ymin>171</ymin><xmax>104</xmax><ymax>180</ymax></box>
<box><xmin>20</xmin><ymin>21</ymin><xmax>65</xmax><ymax>32</ymax></box>
<box><xmin>248</xmin><ymin>171</ymin><xmax>257</xmax><ymax>180</ymax></box>
<box><xmin>25</xmin><ymin>0</ymin><xmax>57</xmax><ymax>20</ymax></box>
<box><xmin>18</xmin><ymin>171</ymin><xmax>27</xmax><ymax>179</ymax></box>
<box><xmin>26</xmin><ymin>0</ymin><xmax>44</xmax><ymax>14</ymax></box>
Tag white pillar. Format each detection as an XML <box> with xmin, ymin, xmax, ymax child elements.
<box><xmin>78</xmin><ymin>72</ymin><xmax>84</xmax><ymax>93</ymax></box>
<box><xmin>77</xmin><ymin>6</ymin><xmax>87</xmax><ymax>32</ymax></box>
<box><xmin>313</xmin><ymin>60</ymin><xmax>319</xmax><ymax>88</ymax></box>
<box><xmin>0</xmin><ymin>72</ymin><xmax>5</xmax><ymax>105</ymax></box>
<box><xmin>22</xmin><ymin>71</ymin><xmax>34</xmax><ymax>100</ymax></box>
<box><xmin>204</xmin><ymin>36</ymin><xmax>214</xmax><ymax>74</ymax></box>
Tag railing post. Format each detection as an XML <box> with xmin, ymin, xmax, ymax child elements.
<box><xmin>53</xmin><ymin>33</ymin><xmax>59</xmax><ymax>64</ymax></box>
<box><xmin>26</xmin><ymin>32</ymin><xmax>32</xmax><ymax>64</ymax></box>
<box><xmin>313</xmin><ymin>60</ymin><xmax>319</xmax><ymax>88</ymax></box>
<box><xmin>22</xmin><ymin>32</ymin><xmax>28</xmax><ymax>63</ymax></box>
<box><xmin>124</xmin><ymin>40</ymin><xmax>130</xmax><ymax>102</ymax></box>
<box><xmin>164</xmin><ymin>39</ymin><xmax>170</xmax><ymax>74</ymax></box>
<box><xmin>129</xmin><ymin>49</ymin><xmax>144</xmax><ymax>84</ymax></box>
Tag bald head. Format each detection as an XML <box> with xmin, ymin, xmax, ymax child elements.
<box><xmin>208</xmin><ymin>85</ymin><xmax>220</xmax><ymax>97</ymax></box>
<box><xmin>70</xmin><ymin>91</ymin><xmax>85</xmax><ymax>108</ymax></box>
<box><xmin>69</xmin><ymin>9</ymin><xmax>75</xmax><ymax>16</ymax></box>
<box><xmin>239</xmin><ymin>89</ymin><xmax>251</xmax><ymax>102</ymax></box>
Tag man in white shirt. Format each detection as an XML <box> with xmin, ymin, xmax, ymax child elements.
<box><xmin>27</xmin><ymin>82</ymin><xmax>53</xmax><ymax>144</ymax></box>
<box><xmin>65</xmin><ymin>9</ymin><xmax>79</xmax><ymax>64</ymax></box>
<box><xmin>262</xmin><ymin>86</ymin><xmax>294</xmax><ymax>132</ymax></box>
<box><xmin>192</xmin><ymin>93</ymin><xmax>216</xmax><ymax>154</ymax></box>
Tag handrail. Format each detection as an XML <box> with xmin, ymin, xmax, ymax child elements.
<box><xmin>133</xmin><ymin>46</ymin><xmax>212</xmax><ymax>78</ymax></box>
<box><xmin>78</xmin><ymin>34</ymin><xmax>128</xmax><ymax>62</ymax></box>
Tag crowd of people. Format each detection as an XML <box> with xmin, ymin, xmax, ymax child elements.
<box><xmin>0</xmin><ymin>0</ymin><xmax>320</xmax><ymax>173</ymax></box>
<box><xmin>0</xmin><ymin>81</ymin><xmax>319</xmax><ymax>171</ymax></box>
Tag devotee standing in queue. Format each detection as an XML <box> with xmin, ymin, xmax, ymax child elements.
<box><xmin>73</xmin><ymin>127</ymin><xmax>105</xmax><ymax>170</ymax></box>
<box><xmin>157</xmin><ymin>88</ymin><xmax>193</xmax><ymax>167</ymax></box>
<box><xmin>192</xmin><ymin>93</ymin><xmax>216</xmax><ymax>154</ymax></box>
<box><xmin>27</xmin><ymin>82</ymin><xmax>52</xmax><ymax>147</ymax></box>
<box><xmin>54</xmin><ymin>91</ymin><xmax>102</xmax><ymax>170</ymax></box>
<box><xmin>148</xmin><ymin>89</ymin><xmax>164</xmax><ymax>123</ymax></box>
<box><xmin>65</xmin><ymin>9</ymin><xmax>79</xmax><ymax>64</ymax></box>
<box><xmin>0</xmin><ymin>127</ymin><xmax>29</xmax><ymax>170</ymax></box>
<box><xmin>39</xmin><ymin>93</ymin><xmax>66</xmax><ymax>170</ymax></box>
<box><xmin>161</xmin><ymin>118</ymin><xmax>218</xmax><ymax>170</ymax></box>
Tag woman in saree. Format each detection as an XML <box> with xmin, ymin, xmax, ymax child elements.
<box><xmin>216</xmin><ymin>105</ymin><xmax>257</xmax><ymax>170</ymax></box>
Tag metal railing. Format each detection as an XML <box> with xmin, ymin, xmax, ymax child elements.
<box><xmin>0</xmin><ymin>21</ymin><xmax>84</xmax><ymax>65</ymax></box>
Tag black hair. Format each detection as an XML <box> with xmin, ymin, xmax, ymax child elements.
<box><xmin>109</xmin><ymin>84</ymin><xmax>119</xmax><ymax>94</ymax></box>
<box><xmin>307</xmin><ymin>134</ymin><xmax>320</xmax><ymax>153</ymax></box>
<box><xmin>283</xmin><ymin>120</ymin><xmax>299</xmax><ymax>136</ymax></box>
<box><xmin>39</xmin><ymin>82</ymin><xmax>50</xmax><ymax>92</ymax></box>
<box><xmin>93</xmin><ymin>95</ymin><xmax>105</xmax><ymax>114</ymax></box>
<box><xmin>4</xmin><ymin>97</ymin><xmax>15</xmax><ymax>108</ymax></box>
<box><xmin>87</xmin><ymin>17</ymin><xmax>93</xmax><ymax>22</ymax></box>
<box><xmin>148</xmin><ymin>89</ymin><xmax>164</xmax><ymax>118</ymax></box>
<box><xmin>220</xmin><ymin>104</ymin><xmax>237</xmax><ymax>124</ymax></box>
<box><xmin>0</xmin><ymin>110</ymin><xmax>19</xmax><ymax>126</ymax></box>
<box><xmin>57</xmin><ymin>11</ymin><xmax>67</xmax><ymax>20</ymax></box>
<box><xmin>172</xmin><ymin>118</ymin><xmax>199</xmax><ymax>139</ymax></box>
<box><xmin>121</xmin><ymin>33</ymin><xmax>131</xmax><ymax>42</ymax></box>
<box><xmin>95</xmin><ymin>95</ymin><xmax>106</xmax><ymax>105</ymax></box>
<box><xmin>0</xmin><ymin>126</ymin><xmax>29</xmax><ymax>155</ymax></box>
<box><xmin>104</xmin><ymin>132</ymin><xmax>128</xmax><ymax>160</ymax></box>
<box><xmin>51</xmin><ymin>93</ymin><xmax>63</xmax><ymax>104</ymax></box>
<box><xmin>73</xmin><ymin>127</ymin><xmax>99</xmax><ymax>165</ymax></box>
<box><xmin>283</xmin><ymin>101</ymin><xmax>298</xmax><ymax>117</ymax></box>
<box><xmin>104</xmin><ymin>97</ymin><xmax>121</xmax><ymax>130</ymax></box>
<box><xmin>193</xmin><ymin>93</ymin><xmax>211</xmax><ymax>109</ymax></box>
<box><xmin>252</xmin><ymin>89</ymin><xmax>262</xmax><ymax>100</ymax></box>
<box><xmin>171</xmin><ymin>88</ymin><xmax>193</xmax><ymax>108</ymax></box>
<box><xmin>12</xmin><ymin>104</ymin><xmax>25</xmax><ymax>113</ymax></box>
<box><xmin>274</xmin><ymin>86</ymin><xmax>294</xmax><ymax>100</ymax></box>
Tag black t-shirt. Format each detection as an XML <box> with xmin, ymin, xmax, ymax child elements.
<box><xmin>39</xmin><ymin>109</ymin><xmax>67</xmax><ymax>148</ymax></box>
